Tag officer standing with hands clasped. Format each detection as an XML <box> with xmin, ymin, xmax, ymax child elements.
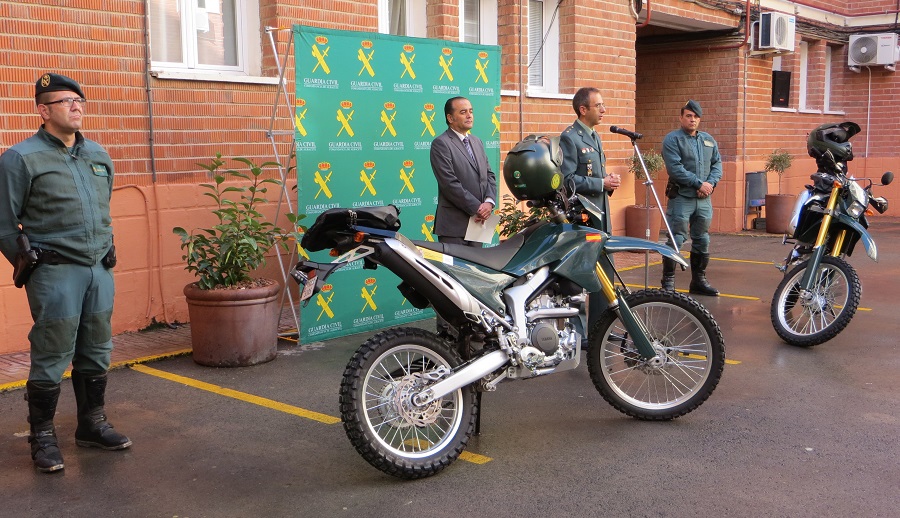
<box><xmin>559</xmin><ymin>87</ymin><xmax>620</xmax><ymax>344</ymax></box>
<box><xmin>0</xmin><ymin>73</ymin><xmax>131</xmax><ymax>473</ymax></box>
<box><xmin>660</xmin><ymin>99</ymin><xmax>722</xmax><ymax>296</ymax></box>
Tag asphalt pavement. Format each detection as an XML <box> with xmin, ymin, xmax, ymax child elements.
<box><xmin>2</xmin><ymin>218</ymin><xmax>899</xmax><ymax>517</ymax></box>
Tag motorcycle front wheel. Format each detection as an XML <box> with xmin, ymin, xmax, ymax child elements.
<box><xmin>586</xmin><ymin>289</ymin><xmax>725</xmax><ymax>420</ymax></box>
<box><xmin>770</xmin><ymin>255</ymin><xmax>861</xmax><ymax>347</ymax></box>
<box><xmin>339</xmin><ymin>327</ymin><xmax>478</xmax><ymax>479</ymax></box>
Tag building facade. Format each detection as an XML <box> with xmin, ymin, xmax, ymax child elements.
<box><xmin>1</xmin><ymin>0</ymin><xmax>898</xmax><ymax>354</ymax></box>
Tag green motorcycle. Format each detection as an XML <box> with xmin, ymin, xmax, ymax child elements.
<box><xmin>771</xmin><ymin>122</ymin><xmax>893</xmax><ymax>346</ymax></box>
<box><xmin>291</xmin><ymin>136</ymin><xmax>725</xmax><ymax>479</ymax></box>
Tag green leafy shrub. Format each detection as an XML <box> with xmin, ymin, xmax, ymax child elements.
<box><xmin>173</xmin><ymin>155</ymin><xmax>305</xmax><ymax>290</ymax></box>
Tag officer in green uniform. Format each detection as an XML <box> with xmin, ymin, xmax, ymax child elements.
<box><xmin>559</xmin><ymin>87</ymin><xmax>621</xmax><ymax>344</ymax></box>
<box><xmin>0</xmin><ymin>73</ymin><xmax>131</xmax><ymax>473</ymax></box>
<box><xmin>660</xmin><ymin>100</ymin><xmax>722</xmax><ymax>296</ymax></box>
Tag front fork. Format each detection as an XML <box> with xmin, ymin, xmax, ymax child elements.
<box><xmin>594</xmin><ymin>260</ymin><xmax>658</xmax><ymax>361</ymax></box>
<box><xmin>799</xmin><ymin>184</ymin><xmax>844</xmax><ymax>290</ymax></box>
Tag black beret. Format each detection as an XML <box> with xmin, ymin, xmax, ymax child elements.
<box><xmin>35</xmin><ymin>73</ymin><xmax>85</xmax><ymax>100</ymax></box>
<box><xmin>682</xmin><ymin>99</ymin><xmax>702</xmax><ymax>118</ymax></box>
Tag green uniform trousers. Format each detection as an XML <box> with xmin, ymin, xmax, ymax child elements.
<box><xmin>24</xmin><ymin>263</ymin><xmax>114</xmax><ymax>383</ymax></box>
<box><xmin>665</xmin><ymin>195</ymin><xmax>713</xmax><ymax>254</ymax></box>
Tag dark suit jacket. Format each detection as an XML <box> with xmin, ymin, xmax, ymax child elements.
<box><xmin>559</xmin><ymin>121</ymin><xmax>612</xmax><ymax>233</ymax></box>
<box><xmin>430</xmin><ymin>129</ymin><xmax>497</xmax><ymax>238</ymax></box>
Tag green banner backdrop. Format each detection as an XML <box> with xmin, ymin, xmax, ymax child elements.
<box><xmin>293</xmin><ymin>25</ymin><xmax>501</xmax><ymax>343</ymax></box>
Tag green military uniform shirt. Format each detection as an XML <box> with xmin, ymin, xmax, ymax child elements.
<box><xmin>0</xmin><ymin>126</ymin><xmax>114</xmax><ymax>265</ymax></box>
<box><xmin>559</xmin><ymin>119</ymin><xmax>613</xmax><ymax>233</ymax></box>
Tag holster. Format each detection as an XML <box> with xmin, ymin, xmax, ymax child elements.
<box><xmin>13</xmin><ymin>234</ymin><xmax>39</xmax><ymax>288</ymax></box>
<box><xmin>665</xmin><ymin>180</ymin><xmax>679</xmax><ymax>199</ymax></box>
<box><xmin>101</xmin><ymin>243</ymin><xmax>116</xmax><ymax>269</ymax></box>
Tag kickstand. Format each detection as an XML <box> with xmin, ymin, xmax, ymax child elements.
<box><xmin>474</xmin><ymin>391</ymin><xmax>483</xmax><ymax>435</ymax></box>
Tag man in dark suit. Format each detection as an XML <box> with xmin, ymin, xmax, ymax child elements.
<box><xmin>559</xmin><ymin>87</ymin><xmax>621</xmax><ymax>346</ymax></box>
<box><xmin>430</xmin><ymin>96</ymin><xmax>497</xmax><ymax>246</ymax></box>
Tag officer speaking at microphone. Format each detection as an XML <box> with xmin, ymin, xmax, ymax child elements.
<box><xmin>0</xmin><ymin>73</ymin><xmax>131</xmax><ymax>473</ymax></box>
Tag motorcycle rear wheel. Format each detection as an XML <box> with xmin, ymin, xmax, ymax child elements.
<box><xmin>339</xmin><ymin>327</ymin><xmax>477</xmax><ymax>479</ymax></box>
<box><xmin>770</xmin><ymin>255</ymin><xmax>861</xmax><ymax>347</ymax></box>
<box><xmin>586</xmin><ymin>289</ymin><xmax>725</xmax><ymax>420</ymax></box>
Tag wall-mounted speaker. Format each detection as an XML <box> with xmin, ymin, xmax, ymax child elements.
<box><xmin>772</xmin><ymin>71</ymin><xmax>791</xmax><ymax>108</ymax></box>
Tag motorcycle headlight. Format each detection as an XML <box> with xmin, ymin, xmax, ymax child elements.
<box><xmin>845</xmin><ymin>181</ymin><xmax>868</xmax><ymax>218</ymax></box>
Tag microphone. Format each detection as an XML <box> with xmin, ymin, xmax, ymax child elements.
<box><xmin>609</xmin><ymin>126</ymin><xmax>643</xmax><ymax>140</ymax></box>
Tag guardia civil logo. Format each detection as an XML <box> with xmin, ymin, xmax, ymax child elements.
<box><xmin>422</xmin><ymin>215</ymin><xmax>436</xmax><ymax>242</ymax></box>
<box><xmin>311</xmin><ymin>36</ymin><xmax>330</xmax><ymax>74</ymax></box>
<box><xmin>475</xmin><ymin>51</ymin><xmax>490</xmax><ymax>83</ymax></box>
<box><xmin>360</xmin><ymin>278</ymin><xmax>378</xmax><ymax>312</ymax></box>
<box><xmin>491</xmin><ymin>105</ymin><xmax>501</xmax><ymax>136</ymax></box>
<box><xmin>380</xmin><ymin>102</ymin><xmax>398</xmax><ymax>138</ymax></box>
<box><xmin>314</xmin><ymin>162</ymin><xmax>333</xmax><ymax>199</ymax></box>
<box><xmin>399</xmin><ymin>160</ymin><xmax>415</xmax><ymax>194</ymax></box>
<box><xmin>358</xmin><ymin>40</ymin><xmax>375</xmax><ymax>77</ymax></box>
<box><xmin>294</xmin><ymin>98</ymin><xmax>308</xmax><ymax>137</ymax></box>
<box><xmin>400</xmin><ymin>44</ymin><xmax>416</xmax><ymax>79</ymax></box>
<box><xmin>420</xmin><ymin>103</ymin><xmax>437</xmax><ymax>137</ymax></box>
<box><xmin>438</xmin><ymin>48</ymin><xmax>454</xmax><ymax>81</ymax></box>
<box><xmin>359</xmin><ymin>161</ymin><xmax>377</xmax><ymax>197</ymax></box>
<box><xmin>336</xmin><ymin>100</ymin><xmax>354</xmax><ymax>137</ymax></box>
<box><xmin>315</xmin><ymin>285</ymin><xmax>336</xmax><ymax>321</ymax></box>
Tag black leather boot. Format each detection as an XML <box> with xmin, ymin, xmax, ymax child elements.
<box><xmin>661</xmin><ymin>257</ymin><xmax>676</xmax><ymax>291</ymax></box>
<box><xmin>72</xmin><ymin>371</ymin><xmax>132</xmax><ymax>450</ymax></box>
<box><xmin>26</xmin><ymin>381</ymin><xmax>65</xmax><ymax>472</ymax></box>
<box><xmin>689</xmin><ymin>253</ymin><xmax>719</xmax><ymax>296</ymax></box>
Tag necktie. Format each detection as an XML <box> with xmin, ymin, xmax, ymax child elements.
<box><xmin>463</xmin><ymin>136</ymin><xmax>476</xmax><ymax>163</ymax></box>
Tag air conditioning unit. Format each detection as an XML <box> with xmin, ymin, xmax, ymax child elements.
<box><xmin>848</xmin><ymin>33</ymin><xmax>900</xmax><ymax>66</ymax></box>
<box><xmin>758</xmin><ymin>12</ymin><xmax>796</xmax><ymax>52</ymax></box>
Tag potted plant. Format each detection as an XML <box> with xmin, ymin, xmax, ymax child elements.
<box><xmin>624</xmin><ymin>149</ymin><xmax>665</xmax><ymax>240</ymax></box>
<box><xmin>763</xmin><ymin>149</ymin><xmax>794</xmax><ymax>234</ymax></box>
<box><xmin>496</xmin><ymin>194</ymin><xmax>550</xmax><ymax>238</ymax></box>
<box><xmin>173</xmin><ymin>154</ymin><xmax>304</xmax><ymax>367</ymax></box>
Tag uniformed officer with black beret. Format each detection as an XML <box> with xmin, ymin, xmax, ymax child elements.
<box><xmin>0</xmin><ymin>73</ymin><xmax>131</xmax><ymax>473</ymax></box>
<box><xmin>660</xmin><ymin>99</ymin><xmax>722</xmax><ymax>296</ymax></box>
<box><xmin>559</xmin><ymin>87</ymin><xmax>621</xmax><ymax>347</ymax></box>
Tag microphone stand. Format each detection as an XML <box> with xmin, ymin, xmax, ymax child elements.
<box><xmin>628</xmin><ymin>138</ymin><xmax>678</xmax><ymax>289</ymax></box>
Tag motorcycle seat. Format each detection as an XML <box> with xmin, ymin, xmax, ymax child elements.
<box><xmin>413</xmin><ymin>233</ymin><xmax>525</xmax><ymax>271</ymax></box>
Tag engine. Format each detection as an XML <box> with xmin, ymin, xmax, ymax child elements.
<box><xmin>517</xmin><ymin>291</ymin><xmax>581</xmax><ymax>369</ymax></box>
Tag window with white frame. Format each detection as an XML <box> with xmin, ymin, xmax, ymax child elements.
<box><xmin>149</xmin><ymin>0</ymin><xmax>261</xmax><ymax>76</ymax></box>
<box><xmin>798</xmin><ymin>41</ymin><xmax>809</xmax><ymax>110</ymax></box>
<box><xmin>460</xmin><ymin>0</ymin><xmax>497</xmax><ymax>45</ymax></box>
<box><xmin>527</xmin><ymin>0</ymin><xmax>560</xmax><ymax>94</ymax></box>
<box><xmin>824</xmin><ymin>45</ymin><xmax>834</xmax><ymax>112</ymax></box>
<box><xmin>378</xmin><ymin>0</ymin><xmax>426</xmax><ymax>38</ymax></box>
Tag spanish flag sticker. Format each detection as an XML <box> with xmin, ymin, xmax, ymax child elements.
<box><xmin>585</xmin><ymin>233</ymin><xmax>602</xmax><ymax>242</ymax></box>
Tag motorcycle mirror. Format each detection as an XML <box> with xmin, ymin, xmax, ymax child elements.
<box><xmin>880</xmin><ymin>171</ymin><xmax>894</xmax><ymax>186</ymax></box>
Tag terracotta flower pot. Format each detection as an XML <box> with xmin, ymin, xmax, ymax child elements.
<box><xmin>765</xmin><ymin>193</ymin><xmax>795</xmax><ymax>234</ymax></box>
<box><xmin>624</xmin><ymin>204</ymin><xmax>663</xmax><ymax>241</ymax></box>
<box><xmin>184</xmin><ymin>280</ymin><xmax>282</xmax><ymax>367</ymax></box>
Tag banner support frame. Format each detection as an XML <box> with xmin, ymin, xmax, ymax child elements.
<box><xmin>265</xmin><ymin>26</ymin><xmax>302</xmax><ymax>341</ymax></box>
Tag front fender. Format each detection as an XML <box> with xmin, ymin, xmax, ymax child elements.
<box><xmin>604</xmin><ymin>236</ymin><xmax>688</xmax><ymax>268</ymax></box>
<box><xmin>833</xmin><ymin>213</ymin><xmax>877</xmax><ymax>261</ymax></box>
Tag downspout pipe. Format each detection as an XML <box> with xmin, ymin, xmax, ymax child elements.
<box><xmin>142</xmin><ymin>0</ymin><xmax>157</xmax><ymax>181</ymax></box>
<box><xmin>636</xmin><ymin>0</ymin><xmax>652</xmax><ymax>29</ymax></box>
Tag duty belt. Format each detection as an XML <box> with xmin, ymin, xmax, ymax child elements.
<box><xmin>36</xmin><ymin>249</ymin><xmax>75</xmax><ymax>265</ymax></box>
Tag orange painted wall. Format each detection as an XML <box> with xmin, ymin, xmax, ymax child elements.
<box><xmin>2</xmin><ymin>0</ymin><xmax>899</xmax><ymax>355</ymax></box>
